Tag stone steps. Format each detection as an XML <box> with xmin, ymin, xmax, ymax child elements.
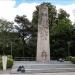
<box><xmin>12</xmin><ymin>64</ymin><xmax>75</xmax><ymax>69</ymax></box>
<box><xmin>11</xmin><ymin>68</ymin><xmax>75</xmax><ymax>74</ymax></box>
<box><xmin>11</xmin><ymin>61</ymin><xmax>75</xmax><ymax>74</ymax></box>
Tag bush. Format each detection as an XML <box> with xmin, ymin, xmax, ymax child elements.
<box><xmin>7</xmin><ymin>58</ymin><xmax>13</xmax><ymax>68</ymax></box>
<box><xmin>65</xmin><ymin>56</ymin><xmax>72</xmax><ymax>61</ymax></box>
<box><xmin>0</xmin><ymin>61</ymin><xmax>2</xmax><ymax>69</ymax></box>
<box><xmin>7</xmin><ymin>55</ymin><xmax>13</xmax><ymax>59</ymax></box>
<box><xmin>66</xmin><ymin>56</ymin><xmax>75</xmax><ymax>64</ymax></box>
<box><xmin>0</xmin><ymin>56</ymin><xmax>2</xmax><ymax>60</ymax></box>
<box><xmin>0</xmin><ymin>56</ymin><xmax>2</xmax><ymax>69</ymax></box>
<box><xmin>71</xmin><ymin>57</ymin><xmax>75</xmax><ymax>64</ymax></box>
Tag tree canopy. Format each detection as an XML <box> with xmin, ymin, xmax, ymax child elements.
<box><xmin>0</xmin><ymin>2</ymin><xmax>75</xmax><ymax>59</ymax></box>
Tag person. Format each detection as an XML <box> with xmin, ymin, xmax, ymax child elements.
<box><xmin>17</xmin><ymin>65</ymin><xmax>22</xmax><ymax>72</ymax></box>
<box><xmin>59</xmin><ymin>58</ymin><xmax>64</xmax><ymax>62</ymax></box>
<box><xmin>21</xmin><ymin>65</ymin><xmax>25</xmax><ymax>73</ymax></box>
<box><xmin>17</xmin><ymin>65</ymin><xmax>25</xmax><ymax>73</ymax></box>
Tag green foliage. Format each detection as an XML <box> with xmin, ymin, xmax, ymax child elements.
<box><xmin>7</xmin><ymin>55</ymin><xmax>13</xmax><ymax>59</ymax></box>
<box><xmin>0</xmin><ymin>19</ymin><xmax>13</xmax><ymax>32</ymax></box>
<box><xmin>7</xmin><ymin>55</ymin><xmax>13</xmax><ymax>68</ymax></box>
<box><xmin>14</xmin><ymin>15</ymin><xmax>32</xmax><ymax>57</ymax></box>
<box><xmin>0</xmin><ymin>56</ymin><xmax>2</xmax><ymax>69</ymax></box>
<box><xmin>65</xmin><ymin>56</ymin><xmax>75</xmax><ymax>64</ymax></box>
<box><xmin>31</xmin><ymin>2</ymin><xmax>75</xmax><ymax>58</ymax></box>
<box><xmin>0</xmin><ymin>2</ymin><xmax>75</xmax><ymax>58</ymax></box>
<box><xmin>0</xmin><ymin>19</ymin><xmax>14</xmax><ymax>55</ymax></box>
<box><xmin>50</xmin><ymin>8</ymin><xmax>75</xmax><ymax>59</ymax></box>
<box><xmin>65</xmin><ymin>56</ymin><xmax>72</xmax><ymax>61</ymax></box>
<box><xmin>51</xmin><ymin>9</ymin><xmax>72</xmax><ymax>34</ymax></box>
<box><xmin>0</xmin><ymin>61</ymin><xmax>2</xmax><ymax>69</ymax></box>
<box><xmin>7</xmin><ymin>58</ymin><xmax>13</xmax><ymax>68</ymax></box>
<box><xmin>70</xmin><ymin>57</ymin><xmax>75</xmax><ymax>64</ymax></box>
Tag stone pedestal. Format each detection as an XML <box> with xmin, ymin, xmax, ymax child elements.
<box><xmin>37</xmin><ymin>5</ymin><xmax>50</xmax><ymax>62</ymax></box>
<box><xmin>2</xmin><ymin>55</ymin><xmax>7</xmax><ymax>71</ymax></box>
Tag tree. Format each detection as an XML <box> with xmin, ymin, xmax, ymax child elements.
<box><xmin>14</xmin><ymin>15</ymin><xmax>32</xmax><ymax>57</ymax></box>
<box><xmin>51</xmin><ymin>9</ymin><xmax>71</xmax><ymax>33</ymax></box>
<box><xmin>50</xmin><ymin>9</ymin><xmax>75</xmax><ymax>58</ymax></box>
<box><xmin>32</xmin><ymin>2</ymin><xmax>75</xmax><ymax>59</ymax></box>
<box><xmin>0</xmin><ymin>19</ymin><xmax>14</xmax><ymax>55</ymax></box>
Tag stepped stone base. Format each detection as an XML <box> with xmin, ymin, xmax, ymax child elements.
<box><xmin>11</xmin><ymin>61</ymin><xmax>75</xmax><ymax>74</ymax></box>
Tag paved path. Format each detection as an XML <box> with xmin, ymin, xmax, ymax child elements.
<box><xmin>0</xmin><ymin>72</ymin><xmax>75</xmax><ymax>75</ymax></box>
<box><xmin>0</xmin><ymin>69</ymin><xmax>11</xmax><ymax>74</ymax></box>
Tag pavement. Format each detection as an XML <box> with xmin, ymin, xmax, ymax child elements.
<box><xmin>0</xmin><ymin>69</ymin><xmax>75</xmax><ymax>75</ymax></box>
<box><xmin>0</xmin><ymin>72</ymin><xmax>75</xmax><ymax>75</ymax></box>
<box><xmin>0</xmin><ymin>69</ymin><xmax>11</xmax><ymax>74</ymax></box>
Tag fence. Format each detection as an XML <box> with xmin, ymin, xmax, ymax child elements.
<box><xmin>13</xmin><ymin>57</ymin><xmax>36</xmax><ymax>61</ymax></box>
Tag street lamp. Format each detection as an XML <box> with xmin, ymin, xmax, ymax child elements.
<box><xmin>11</xmin><ymin>42</ymin><xmax>12</xmax><ymax>56</ymax></box>
<box><xmin>6</xmin><ymin>42</ymin><xmax>12</xmax><ymax>56</ymax></box>
<box><xmin>67</xmin><ymin>41</ymin><xmax>71</xmax><ymax>57</ymax></box>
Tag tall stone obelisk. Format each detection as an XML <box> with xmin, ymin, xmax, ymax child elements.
<box><xmin>37</xmin><ymin>4</ymin><xmax>50</xmax><ymax>62</ymax></box>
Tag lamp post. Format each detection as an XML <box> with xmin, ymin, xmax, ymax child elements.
<box><xmin>6</xmin><ymin>42</ymin><xmax>12</xmax><ymax>56</ymax></box>
<box><xmin>11</xmin><ymin>42</ymin><xmax>12</xmax><ymax>56</ymax></box>
<box><xmin>67</xmin><ymin>41</ymin><xmax>71</xmax><ymax>57</ymax></box>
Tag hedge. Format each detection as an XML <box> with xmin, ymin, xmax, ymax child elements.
<box><xmin>71</xmin><ymin>57</ymin><xmax>75</xmax><ymax>64</ymax></box>
<box><xmin>65</xmin><ymin>56</ymin><xmax>72</xmax><ymax>61</ymax></box>
<box><xmin>7</xmin><ymin>58</ymin><xmax>13</xmax><ymax>68</ymax></box>
<box><xmin>66</xmin><ymin>56</ymin><xmax>75</xmax><ymax>64</ymax></box>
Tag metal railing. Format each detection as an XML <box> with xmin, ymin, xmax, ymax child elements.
<box><xmin>13</xmin><ymin>57</ymin><xmax>36</xmax><ymax>61</ymax></box>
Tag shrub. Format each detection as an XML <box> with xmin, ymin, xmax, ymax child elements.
<box><xmin>65</xmin><ymin>56</ymin><xmax>75</xmax><ymax>64</ymax></box>
<box><xmin>7</xmin><ymin>55</ymin><xmax>13</xmax><ymax>59</ymax></box>
<box><xmin>0</xmin><ymin>60</ymin><xmax>2</xmax><ymax>69</ymax></box>
<box><xmin>65</xmin><ymin>56</ymin><xmax>72</xmax><ymax>61</ymax></box>
<box><xmin>0</xmin><ymin>56</ymin><xmax>2</xmax><ymax>60</ymax></box>
<box><xmin>71</xmin><ymin>57</ymin><xmax>75</xmax><ymax>64</ymax></box>
<box><xmin>7</xmin><ymin>58</ymin><xmax>13</xmax><ymax>68</ymax></box>
<box><xmin>0</xmin><ymin>56</ymin><xmax>2</xmax><ymax>69</ymax></box>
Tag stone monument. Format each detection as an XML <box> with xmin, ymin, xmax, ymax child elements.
<box><xmin>37</xmin><ymin>4</ymin><xmax>50</xmax><ymax>62</ymax></box>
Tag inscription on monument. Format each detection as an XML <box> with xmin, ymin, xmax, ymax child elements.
<box><xmin>41</xmin><ymin>50</ymin><xmax>47</xmax><ymax>62</ymax></box>
<box><xmin>39</xmin><ymin>26</ymin><xmax>48</xmax><ymax>40</ymax></box>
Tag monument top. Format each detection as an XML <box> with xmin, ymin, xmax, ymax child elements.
<box><xmin>39</xmin><ymin>4</ymin><xmax>48</xmax><ymax>7</ymax></box>
<box><xmin>39</xmin><ymin>4</ymin><xmax>48</xmax><ymax>11</ymax></box>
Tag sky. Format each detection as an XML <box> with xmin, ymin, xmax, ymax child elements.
<box><xmin>15</xmin><ymin>0</ymin><xmax>75</xmax><ymax>5</ymax></box>
<box><xmin>0</xmin><ymin>0</ymin><xmax>75</xmax><ymax>23</ymax></box>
